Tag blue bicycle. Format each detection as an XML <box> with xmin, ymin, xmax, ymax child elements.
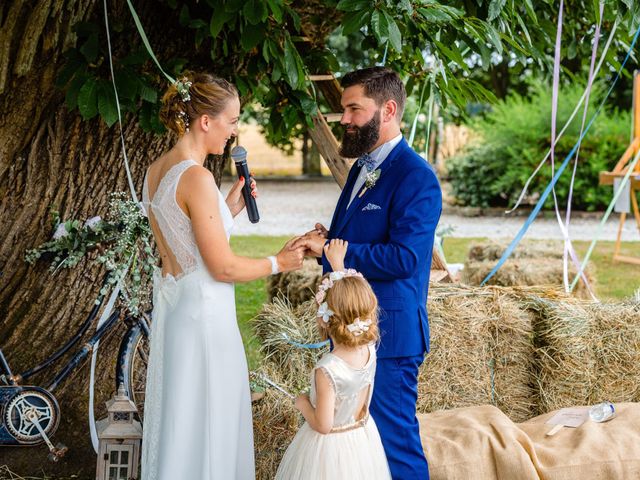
<box><xmin>0</xmin><ymin>277</ymin><xmax>150</xmax><ymax>461</ymax></box>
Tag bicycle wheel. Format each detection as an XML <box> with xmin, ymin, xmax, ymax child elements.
<box><xmin>117</xmin><ymin>321</ymin><xmax>149</xmax><ymax>420</ymax></box>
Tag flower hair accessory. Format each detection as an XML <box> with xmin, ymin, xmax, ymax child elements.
<box><xmin>315</xmin><ymin>269</ymin><xmax>363</xmax><ymax>306</ymax></box>
<box><xmin>175</xmin><ymin>78</ymin><xmax>192</xmax><ymax>102</ymax></box>
<box><xmin>346</xmin><ymin>318</ymin><xmax>372</xmax><ymax>336</ymax></box>
<box><xmin>317</xmin><ymin>302</ymin><xmax>334</xmax><ymax>323</ymax></box>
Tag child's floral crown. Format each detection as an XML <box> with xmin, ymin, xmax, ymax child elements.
<box><xmin>315</xmin><ymin>269</ymin><xmax>372</xmax><ymax>336</ymax></box>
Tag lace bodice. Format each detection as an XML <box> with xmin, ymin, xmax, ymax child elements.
<box><xmin>310</xmin><ymin>344</ymin><xmax>376</xmax><ymax>429</ymax></box>
<box><xmin>141</xmin><ymin>159</ymin><xmax>234</xmax><ymax>278</ymax></box>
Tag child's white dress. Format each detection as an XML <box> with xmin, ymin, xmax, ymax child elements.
<box><xmin>275</xmin><ymin>344</ymin><xmax>391</xmax><ymax>479</ymax></box>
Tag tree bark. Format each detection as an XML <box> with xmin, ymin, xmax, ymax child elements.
<box><xmin>0</xmin><ymin>0</ymin><xmax>208</xmax><ymax>475</ymax></box>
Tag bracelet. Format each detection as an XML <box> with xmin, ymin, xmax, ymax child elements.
<box><xmin>267</xmin><ymin>255</ymin><xmax>279</xmax><ymax>275</ymax></box>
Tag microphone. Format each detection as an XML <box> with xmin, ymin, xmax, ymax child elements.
<box><xmin>230</xmin><ymin>145</ymin><xmax>260</xmax><ymax>223</ymax></box>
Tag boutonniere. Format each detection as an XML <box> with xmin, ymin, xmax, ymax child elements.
<box><xmin>358</xmin><ymin>169</ymin><xmax>381</xmax><ymax>198</ymax></box>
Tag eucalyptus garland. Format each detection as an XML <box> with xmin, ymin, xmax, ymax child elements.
<box><xmin>25</xmin><ymin>192</ymin><xmax>156</xmax><ymax>315</ymax></box>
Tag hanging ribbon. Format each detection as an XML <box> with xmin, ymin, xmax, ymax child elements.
<box><xmin>90</xmin><ymin>0</ymin><xmax>168</xmax><ymax>449</ymax></box>
<box><xmin>381</xmin><ymin>41</ymin><xmax>389</xmax><ymax>66</ymax></box>
<box><xmin>88</xmin><ymin>269</ymin><xmax>128</xmax><ymax>452</ymax></box>
<box><xmin>544</xmin><ymin>0</ymin><xmax>599</xmax><ymax>299</ymax></box>
<box><xmin>125</xmin><ymin>0</ymin><xmax>176</xmax><ymax>85</ymax></box>
<box><xmin>506</xmin><ymin>22</ymin><xmax>618</xmax><ymax>214</ymax></box>
<box><xmin>481</xmin><ymin>25</ymin><xmax>640</xmax><ymax>286</ymax></box>
<box><xmin>560</xmin><ymin>2</ymin><xmax>604</xmax><ymax>298</ymax></box>
<box><xmin>569</xmin><ymin>148</ymin><xmax>640</xmax><ymax>292</ymax></box>
<box><xmin>408</xmin><ymin>81</ymin><xmax>428</xmax><ymax>147</ymax></box>
<box><xmin>103</xmin><ymin>0</ymin><xmax>138</xmax><ymax>204</ymax></box>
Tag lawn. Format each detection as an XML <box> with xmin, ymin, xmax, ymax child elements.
<box><xmin>231</xmin><ymin>236</ymin><xmax>640</xmax><ymax>369</ymax></box>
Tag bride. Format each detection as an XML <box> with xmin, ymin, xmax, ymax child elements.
<box><xmin>140</xmin><ymin>72</ymin><xmax>304</xmax><ymax>480</ymax></box>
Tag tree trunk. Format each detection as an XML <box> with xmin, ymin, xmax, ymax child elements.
<box><xmin>301</xmin><ymin>130</ymin><xmax>321</xmax><ymax>176</ymax></box>
<box><xmin>0</xmin><ymin>0</ymin><xmax>226</xmax><ymax>475</ymax></box>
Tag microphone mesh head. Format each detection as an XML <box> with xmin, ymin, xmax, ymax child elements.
<box><xmin>230</xmin><ymin>145</ymin><xmax>247</xmax><ymax>162</ymax></box>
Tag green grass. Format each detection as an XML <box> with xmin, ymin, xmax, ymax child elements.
<box><xmin>231</xmin><ymin>236</ymin><xmax>290</xmax><ymax>369</ymax></box>
<box><xmin>233</xmin><ymin>236</ymin><xmax>640</xmax><ymax>367</ymax></box>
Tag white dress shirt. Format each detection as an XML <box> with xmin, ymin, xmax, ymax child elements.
<box><xmin>347</xmin><ymin>133</ymin><xmax>403</xmax><ymax>208</ymax></box>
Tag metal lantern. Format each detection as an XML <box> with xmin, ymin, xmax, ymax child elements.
<box><xmin>95</xmin><ymin>384</ymin><xmax>142</xmax><ymax>480</ymax></box>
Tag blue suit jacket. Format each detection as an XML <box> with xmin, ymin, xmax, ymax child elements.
<box><xmin>322</xmin><ymin>139</ymin><xmax>442</xmax><ymax>358</ymax></box>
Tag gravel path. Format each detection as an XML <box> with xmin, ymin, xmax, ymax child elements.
<box><xmin>221</xmin><ymin>179</ymin><xmax>639</xmax><ymax>241</ymax></box>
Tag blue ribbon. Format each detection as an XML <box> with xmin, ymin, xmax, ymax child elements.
<box><xmin>281</xmin><ymin>333</ymin><xmax>329</xmax><ymax>349</ymax></box>
<box><xmin>481</xmin><ymin>25</ymin><xmax>640</xmax><ymax>286</ymax></box>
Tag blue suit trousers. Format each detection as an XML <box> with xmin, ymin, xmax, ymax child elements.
<box><xmin>370</xmin><ymin>355</ymin><xmax>430</xmax><ymax>479</ymax></box>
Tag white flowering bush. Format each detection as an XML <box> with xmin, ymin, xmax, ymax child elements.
<box><xmin>25</xmin><ymin>193</ymin><xmax>156</xmax><ymax>315</ymax></box>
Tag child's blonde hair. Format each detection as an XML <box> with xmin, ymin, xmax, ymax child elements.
<box><xmin>316</xmin><ymin>273</ymin><xmax>379</xmax><ymax>347</ymax></box>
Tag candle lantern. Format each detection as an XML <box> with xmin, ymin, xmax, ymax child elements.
<box><xmin>95</xmin><ymin>384</ymin><xmax>142</xmax><ymax>480</ymax></box>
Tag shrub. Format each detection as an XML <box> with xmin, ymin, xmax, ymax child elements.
<box><xmin>447</xmin><ymin>82</ymin><xmax>631</xmax><ymax>211</ymax></box>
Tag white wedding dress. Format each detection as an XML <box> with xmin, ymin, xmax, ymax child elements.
<box><xmin>140</xmin><ymin>159</ymin><xmax>255</xmax><ymax>480</ymax></box>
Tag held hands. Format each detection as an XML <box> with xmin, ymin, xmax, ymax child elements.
<box><xmin>291</xmin><ymin>223</ymin><xmax>329</xmax><ymax>258</ymax></box>
<box><xmin>324</xmin><ymin>238</ymin><xmax>348</xmax><ymax>271</ymax></box>
<box><xmin>226</xmin><ymin>175</ymin><xmax>258</xmax><ymax>218</ymax></box>
<box><xmin>275</xmin><ymin>237</ymin><xmax>305</xmax><ymax>273</ymax></box>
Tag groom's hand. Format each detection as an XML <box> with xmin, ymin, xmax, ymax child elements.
<box><xmin>314</xmin><ymin>223</ymin><xmax>328</xmax><ymax>238</ymax></box>
<box><xmin>292</xmin><ymin>231</ymin><xmax>326</xmax><ymax>258</ymax></box>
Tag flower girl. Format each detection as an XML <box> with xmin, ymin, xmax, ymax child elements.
<box><xmin>275</xmin><ymin>239</ymin><xmax>391</xmax><ymax>479</ymax></box>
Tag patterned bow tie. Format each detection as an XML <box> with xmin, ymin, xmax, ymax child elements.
<box><xmin>356</xmin><ymin>153</ymin><xmax>376</xmax><ymax>172</ymax></box>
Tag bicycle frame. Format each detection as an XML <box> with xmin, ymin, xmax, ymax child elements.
<box><xmin>0</xmin><ymin>275</ymin><xmax>111</xmax><ymax>387</ymax></box>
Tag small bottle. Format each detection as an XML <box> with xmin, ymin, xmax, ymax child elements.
<box><xmin>589</xmin><ymin>401</ymin><xmax>615</xmax><ymax>422</ymax></box>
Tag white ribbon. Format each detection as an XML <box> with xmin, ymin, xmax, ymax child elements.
<box><xmin>88</xmin><ymin>278</ymin><xmax>123</xmax><ymax>453</ymax></box>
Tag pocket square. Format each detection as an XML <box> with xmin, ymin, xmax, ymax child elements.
<box><xmin>362</xmin><ymin>203</ymin><xmax>381</xmax><ymax>211</ymax></box>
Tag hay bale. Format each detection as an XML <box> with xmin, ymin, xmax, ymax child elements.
<box><xmin>528</xmin><ymin>296</ymin><xmax>640</xmax><ymax>413</ymax></box>
<box><xmin>252</xmin><ymin>364</ymin><xmax>304</xmax><ymax>480</ymax></box>
<box><xmin>252</xmin><ymin>296</ymin><xmax>327</xmax><ymax>391</ymax></box>
<box><xmin>266</xmin><ymin>259</ymin><xmax>323</xmax><ymax>306</ymax></box>
<box><xmin>419</xmin><ymin>284</ymin><xmax>538</xmax><ymax>422</ymax></box>
<box><xmin>462</xmin><ymin>258</ymin><xmax>596</xmax><ymax>299</ymax></box>
<box><xmin>467</xmin><ymin>240</ymin><xmax>564</xmax><ymax>262</ymax></box>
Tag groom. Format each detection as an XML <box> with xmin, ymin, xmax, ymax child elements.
<box><xmin>295</xmin><ymin>67</ymin><xmax>442</xmax><ymax>479</ymax></box>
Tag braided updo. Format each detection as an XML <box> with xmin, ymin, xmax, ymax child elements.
<box><xmin>159</xmin><ymin>72</ymin><xmax>238</xmax><ymax>136</ymax></box>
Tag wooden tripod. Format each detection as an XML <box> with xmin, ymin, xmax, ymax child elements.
<box><xmin>598</xmin><ymin>70</ymin><xmax>640</xmax><ymax>265</ymax></box>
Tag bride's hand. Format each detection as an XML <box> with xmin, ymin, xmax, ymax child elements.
<box><xmin>225</xmin><ymin>175</ymin><xmax>258</xmax><ymax>217</ymax></box>
<box><xmin>275</xmin><ymin>237</ymin><xmax>305</xmax><ymax>272</ymax></box>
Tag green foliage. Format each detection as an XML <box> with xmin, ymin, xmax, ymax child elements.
<box><xmin>56</xmin><ymin>21</ymin><xmax>165</xmax><ymax>132</ymax></box>
<box><xmin>25</xmin><ymin>194</ymin><xmax>156</xmax><ymax>315</ymax></box>
<box><xmin>447</xmin><ymin>82</ymin><xmax>632</xmax><ymax>211</ymax></box>
<box><xmin>56</xmin><ymin>0</ymin><xmax>640</xmax><ymax>146</ymax></box>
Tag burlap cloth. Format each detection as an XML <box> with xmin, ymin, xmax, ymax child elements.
<box><xmin>420</xmin><ymin>403</ymin><xmax>640</xmax><ymax>480</ymax></box>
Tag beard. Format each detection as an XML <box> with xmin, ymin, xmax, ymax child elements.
<box><xmin>339</xmin><ymin>112</ymin><xmax>381</xmax><ymax>158</ymax></box>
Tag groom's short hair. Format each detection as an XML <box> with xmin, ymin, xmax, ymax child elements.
<box><xmin>341</xmin><ymin>67</ymin><xmax>406</xmax><ymax>120</ymax></box>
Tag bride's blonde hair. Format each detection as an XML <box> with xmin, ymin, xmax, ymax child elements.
<box><xmin>159</xmin><ymin>71</ymin><xmax>238</xmax><ymax>136</ymax></box>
